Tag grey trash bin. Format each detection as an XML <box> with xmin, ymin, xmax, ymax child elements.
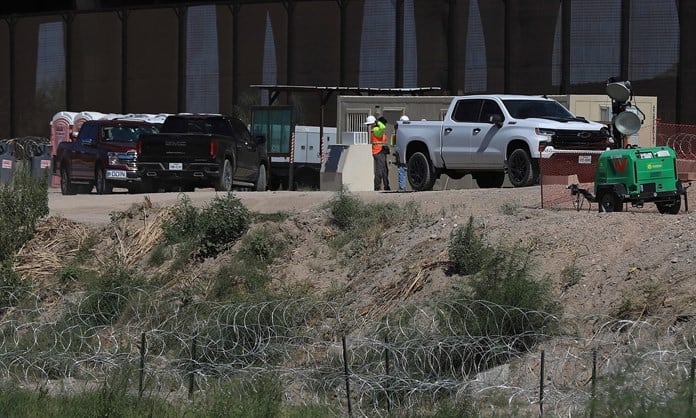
<box><xmin>29</xmin><ymin>143</ymin><xmax>53</xmax><ymax>186</ymax></box>
<box><xmin>0</xmin><ymin>142</ymin><xmax>16</xmax><ymax>185</ymax></box>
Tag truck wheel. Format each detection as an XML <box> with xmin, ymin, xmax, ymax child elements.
<box><xmin>407</xmin><ymin>152</ymin><xmax>436</xmax><ymax>191</ymax></box>
<box><xmin>95</xmin><ymin>167</ymin><xmax>113</xmax><ymax>195</ymax></box>
<box><xmin>216</xmin><ymin>159</ymin><xmax>234</xmax><ymax>191</ymax></box>
<box><xmin>598</xmin><ymin>191</ymin><xmax>623</xmax><ymax>213</ymax></box>
<box><xmin>254</xmin><ymin>164</ymin><xmax>267</xmax><ymax>191</ymax></box>
<box><xmin>475</xmin><ymin>172</ymin><xmax>505</xmax><ymax>188</ymax></box>
<box><xmin>656</xmin><ymin>198</ymin><xmax>681</xmax><ymax>214</ymax></box>
<box><xmin>507</xmin><ymin>149</ymin><xmax>536</xmax><ymax>187</ymax></box>
<box><xmin>60</xmin><ymin>167</ymin><xmax>77</xmax><ymax>195</ymax></box>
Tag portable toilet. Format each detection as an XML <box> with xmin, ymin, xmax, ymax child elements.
<box><xmin>50</xmin><ymin>111</ymin><xmax>77</xmax><ymax>187</ymax></box>
<box><xmin>73</xmin><ymin>111</ymin><xmax>107</xmax><ymax>133</ymax></box>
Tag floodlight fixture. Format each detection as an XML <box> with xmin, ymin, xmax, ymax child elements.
<box><xmin>606</xmin><ymin>81</ymin><xmax>632</xmax><ymax>103</ymax></box>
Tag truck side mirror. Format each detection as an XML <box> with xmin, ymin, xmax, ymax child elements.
<box><xmin>488</xmin><ymin>114</ymin><xmax>503</xmax><ymax>126</ymax></box>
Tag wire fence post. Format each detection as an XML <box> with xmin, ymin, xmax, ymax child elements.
<box><xmin>188</xmin><ymin>334</ymin><xmax>197</xmax><ymax>400</ymax></box>
<box><xmin>384</xmin><ymin>333</ymin><xmax>391</xmax><ymax>413</ymax></box>
<box><xmin>342</xmin><ymin>335</ymin><xmax>352</xmax><ymax>417</ymax></box>
<box><xmin>539</xmin><ymin>350</ymin><xmax>545</xmax><ymax>417</ymax></box>
<box><xmin>689</xmin><ymin>356</ymin><xmax>695</xmax><ymax>410</ymax></box>
<box><xmin>138</xmin><ymin>332</ymin><xmax>146</xmax><ymax>399</ymax></box>
<box><xmin>590</xmin><ymin>348</ymin><xmax>597</xmax><ymax>418</ymax></box>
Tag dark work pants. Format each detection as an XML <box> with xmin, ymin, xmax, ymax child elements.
<box><xmin>373</xmin><ymin>152</ymin><xmax>390</xmax><ymax>191</ymax></box>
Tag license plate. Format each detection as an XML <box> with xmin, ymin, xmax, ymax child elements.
<box><xmin>106</xmin><ymin>170</ymin><xmax>127</xmax><ymax>179</ymax></box>
<box><xmin>578</xmin><ymin>155</ymin><xmax>592</xmax><ymax>164</ymax></box>
<box><xmin>169</xmin><ymin>162</ymin><xmax>183</xmax><ymax>171</ymax></box>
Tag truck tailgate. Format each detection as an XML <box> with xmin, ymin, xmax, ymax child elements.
<box><xmin>138</xmin><ymin>134</ymin><xmax>213</xmax><ymax>161</ymax></box>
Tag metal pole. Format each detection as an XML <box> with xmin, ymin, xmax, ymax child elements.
<box><xmin>342</xmin><ymin>335</ymin><xmax>352</xmax><ymax>417</ymax></box>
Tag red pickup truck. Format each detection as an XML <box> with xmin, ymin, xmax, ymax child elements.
<box><xmin>54</xmin><ymin>119</ymin><xmax>160</xmax><ymax>194</ymax></box>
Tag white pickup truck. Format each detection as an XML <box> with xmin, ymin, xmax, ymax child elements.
<box><xmin>394</xmin><ymin>94</ymin><xmax>613</xmax><ymax>190</ymax></box>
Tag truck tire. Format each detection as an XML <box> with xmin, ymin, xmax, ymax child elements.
<box><xmin>407</xmin><ymin>152</ymin><xmax>436</xmax><ymax>191</ymax></box>
<box><xmin>656</xmin><ymin>198</ymin><xmax>681</xmax><ymax>214</ymax></box>
<box><xmin>507</xmin><ymin>149</ymin><xmax>536</xmax><ymax>187</ymax></box>
<box><xmin>60</xmin><ymin>166</ymin><xmax>77</xmax><ymax>195</ymax></box>
<box><xmin>216</xmin><ymin>159</ymin><xmax>234</xmax><ymax>192</ymax></box>
<box><xmin>475</xmin><ymin>172</ymin><xmax>505</xmax><ymax>188</ymax></box>
<box><xmin>598</xmin><ymin>191</ymin><xmax>623</xmax><ymax>213</ymax></box>
<box><xmin>95</xmin><ymin>167</ymin><xmax>113</xmax><ymax>195</ymax></box>
<box><xmin>254</xmin><ymin>164</ymin><xmax>267</xmax><ymax>191</ymax></box>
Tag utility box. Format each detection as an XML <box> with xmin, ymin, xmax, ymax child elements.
<box><xmin>0</xmin><ymin>143</ymin><xmax>16</xmax><ymax>185</ymax></box>
<box><xmin>549</xmin><ymin>94</ymin><xmax>657</xmax><ymax>148</ymax></box>
<box><xmin>268</xmin><ymin>125</ymin><xmax>337</xmax><ymax>190</ymax></box>
<box><xmin>293</xmin><ymin>125</ymin><xmax>337</xmax><ymax>165</ymax></box>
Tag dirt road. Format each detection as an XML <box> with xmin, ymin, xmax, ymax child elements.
<box><xmin>47</xmin><ymin>186</ymin><xmax>542</xmax><ymax>225</ymax></box>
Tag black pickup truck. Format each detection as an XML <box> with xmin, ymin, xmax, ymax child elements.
<box><xmin>54</xmin><ymin>119</ymin><xmax>160</xmax><ymax>195</ymax></box>
<box><xmin>136</xmin><ymin>114</ymin><xmax>268</xmax><ymax>192</ymax></box>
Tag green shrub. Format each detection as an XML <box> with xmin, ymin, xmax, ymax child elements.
<box><xmin>197</xmin><ymin>193</ymin><xmax>250</xmax><ymax>258</ymax></box>
<box><xmin>211</xmin><ymin>227</ymin><xmax>286</xmax><ymax>301</ymax></box>
<box><xmin>80</xmin><ymin>265</ymin><xmax>142</xmax><ymax>326</ymax></box>
<box><xmin>162</xmin><ymin>194</ymin><xmax>199</xmax><ymax>244</ymax></box>
<box><xmin>448</xmin><ymin>216</ymin><xmax>490</xmax><ymax>275</ymax></box>
<box><xmin>439</xmin><ymin>220</ymin><xmax>561</xmax><ymax>373</ymax></box>
<box><xmin>239</xmin><ymin>225</ymin><xmax>286</xmax><ymax>264</ymax></box>
<box><xmin>0</xmin><ymin>259</ymin><xmax>26</xmax><ymax>310</ymax></box>
<box><xmin>325</xmin><ymin>191</ymin><xmax>411</xmax><ymax>266</ymax></box>
<box><xmin>326</xmin><ymin>190</ymin><xmax>364</xmax><ymax>230</ymax></box>
<box><xmin>163</xmin><ymin>192</ymin><xmax>251</xmax><ymax>259</ymax></box>
<box><xmin>0</xmin><ymin>165</ymin><xmax>48</xmax><ymax>262</ymax></box>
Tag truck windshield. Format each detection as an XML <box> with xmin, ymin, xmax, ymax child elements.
<box><xmin>104</xmin><ymin>125</ymin><xmax>159</xmax><ymax>142</ymax></box>
<box><xmin>503</xmin><ymin>99</ymin><xmax>577</xmax><ymax>121</ymax></box>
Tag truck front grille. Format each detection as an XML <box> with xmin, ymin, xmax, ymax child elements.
<box><xmin>552</xmin><ymin>130</ymin><xmax>610</xmax><ymax>150</ymax></box>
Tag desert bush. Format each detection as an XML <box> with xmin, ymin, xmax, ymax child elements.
<box><xmin>211</xmin><ymin>226</ymin><xmax>286</xmax><ymax>301</ymax></box>
<box><xmin>79</xmin><ymin>265</ymin><xmax>143</xmax><ymax>326</ymax></box>
<box><xmin>438</xmin><ymin>219</ymin><xmax>561</xmax><ymax>373</ymax></box>
<box><xmin>448</xmin><ymin>216</ymin><xmax>490</xmax><ymax>275</ymax></box>
<box><xmin>197</xmin><ymin>193</ymin><xmax>251</xmax><ymax>257</ymax></box>
<box><xmin>163</xmin><ymin>192</ymin><xmax>251</xmax><ymax>259</ymax></box>
<box><xmin>239</xmin><ymin>225</ymin><xmax>286</xmax><ymax>263</ymax></box>
<box><xmin>162</xmin><ymin>194</ymin><xmax>199</xmax><ymax>244</ymax></box>
<box><xmin>464</xmin><ymin>245</ymin><xmax>560</xmax><ymax>344</ymax></box>
<box><xmin>326</xmin><ymin>190</ymin><xmax>364</xmax><ymax>230</ymax></box>
<box><xmin>0</xmin><ymin>165</ymin><xmax>48</xmax><ymax>262</ymax></box>
<box><xmin>325</xmin><ymin>190</ymin><xmax>410</xmax><ymax>265</ymax></box>
<box><xmin>0</xmin><ymin>261</ymin><xmax>26</xmax><ymax>309</ymax></box>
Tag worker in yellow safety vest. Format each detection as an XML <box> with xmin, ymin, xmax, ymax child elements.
<box><xmin>364</xmin><ymin>115</ymin><xmax>390</xmax><ymax>191</ymax></box>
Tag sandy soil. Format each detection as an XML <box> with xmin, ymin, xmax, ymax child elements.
<box><xmin>46</xmin><ymin>185</ymin><xmax>696</xmax><ymax>321</ymax></box>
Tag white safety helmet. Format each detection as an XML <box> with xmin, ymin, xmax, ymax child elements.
<box><xmin>399</xmin><ymin>115</ymin><xmax>410</xmax><ymax>122</ymax></box>
<box><xmin>364</xmin><ymin>115</ymin><xmax>376</xmax><ymax>125</ymax></box>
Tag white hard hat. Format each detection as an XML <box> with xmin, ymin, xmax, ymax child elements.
<box><xmin>364</xmin><ymin>115</ymin><xmax>376</xmax><ymax>125</ymax></box>
<box><xmin>399</xmin><ymin>115</ymin><xmax>410</xmax><ymax>122</ymax></box>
